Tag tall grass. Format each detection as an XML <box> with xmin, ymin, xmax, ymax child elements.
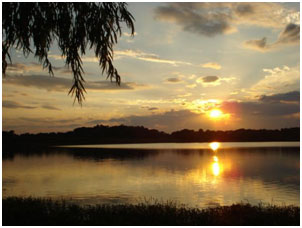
<box><xmin>3</xmin><ymin>197</ymin><xmax>299</xmax><ymax>225</ymax></box>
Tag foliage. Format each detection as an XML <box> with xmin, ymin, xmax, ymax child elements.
<box><xmin>2</xmin><ymin>3</ymin><xmax>135</xmax><ymax>103</ymax></box>
<box><xmin>3</xmin><ymin>197</ymin><xmax>300</xmax><ymax>225</ymax></box>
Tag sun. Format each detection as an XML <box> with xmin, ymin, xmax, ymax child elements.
<box><xmin>207</xmin><ymin>109</ymin><xmax>231</xmax><ymax>120</ymax></box>
<box><xmin>209</xmin><ymin>109</ymin><xmax>222</xmax><ymax>119</ymax></box>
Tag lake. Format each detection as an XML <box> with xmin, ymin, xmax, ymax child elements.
<box><xmin>3</xmin><ymin>142</ymin><xmax>300</xmax><ymax>208</ymax></box>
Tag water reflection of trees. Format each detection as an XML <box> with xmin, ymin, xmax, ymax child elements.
<box><xmin>3</xmin><ymin>147</ymin><xmax>162</xmax><ymax>162</ymax></box>
<box><xmin>4</xmin><ymin>146</ymin><xmax>298</xmax><ymax>161</ymax></box>
<box><xmin>69</xmin><ymin>148</ymin><xmax>161</xmax><ymax>162</ymax></box>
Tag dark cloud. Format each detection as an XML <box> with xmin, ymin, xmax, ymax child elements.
<box><xmin>3</xmin><ymin>100</ymin><xmax>62</xmax><ymax>111</ymax></box>
<box><xmin>3</xmin><ymin>75</ymin><xmax>72</xmax><ymax>91</ymax></box>
<box><xmin>244</xmin><ymin>24</ymin><xmax>299</xmax><ymax>51</ymax></box>
<box><xmin>165</xmin><ymin>77</ymin><xmax>182</xmax><ymax>83</ymax></box>
<box><xmin>277</xmin><ymin>23</ymin><xmax>300</xmax><ymax>44</ymax></box>
<box><xmin>3</xmin><ymin>100</ymin><xmax>36</xmax><ymax>109</ymax></box>
<box><xmin>3</xmin><ymin>120</ymin><xmax>82</xmax><ymax>134</ymax></box>
<box><xmin>3</xmin><ymin>75</ymin><xmax>145</xmax><ymax>92</ymax></box>
<box><xmin>220</xmin><ymin>94</ymin><xmax>300</xmax><ymax>129</ymax></box>
<box><xmin>6</xmin><ymin>62</ymin><xmax>72</xmax><ymax>75</ymax></box>
<box><xmin>41</xmin><ymin>105</ymin><xmax>61</xmax><ymax>111</ymax></box>
<box><xmin>7</xmin><ymin>63</ymin><xmax>43</xmax><ymax>73</ymax></box>
<box><xmin>201</xmin><ymin>76</ymin><xmax>219</xmax><ymax>83</ymax></box>
<box><xmin>259</xmin><ymin>91</ymin><xmax>299</xmax><ymax>103</ymax></box>
<box><xmin>86</xmin><ymin>109</ymin><xmax>211</xmax><ymax>133</ymax></box>
<box><xmin>154</xmin><ymin>3</ymin><xmax>234</xmax><ymax>37</ymax></box>
<box><xmin>234</xmin><ymin>3</ymin><xmax>254</xmax><ymax>16</ymax></box>
<box><xmin>148</xmin><ymin>107</ymin><xmax>159</xmax><ymax>111</ymax></box>
<box><xmin>18</xmin><ymin>117</ymin><xmax>82</xmax><ymax>123</ymax></box>
<box><xmin>221</xmin><ymin>99</ymin><xmax>299</xmax><ymax>117</ymax></box>
<box><xmin>141</xmin><ymin>106</ymin><xmax>159</xmax><ymax>111</ymax></box>
<box><xmin>7</xmin><ymin>62</ymin><xmax>98</xmax><ymax>77</ymax></box>
<box><xmin>244</xmin><ymin>37</ymin><xmax>268</xmax><ymax>51</ymax></box>
<box><xmin>154</xmin><ymin>3</ymin><xmax>294</xmax><ymax>38</ymax></box>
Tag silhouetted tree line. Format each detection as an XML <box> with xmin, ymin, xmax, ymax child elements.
<box><xmin>3</xmin><ymin>125</ymin><xmax>300</xmax><ymax>150</ymax></box>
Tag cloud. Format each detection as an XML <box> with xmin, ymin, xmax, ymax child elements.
<box><xmin>186</xmin><ymin>83</ymin><xmax>197</xmax><ymax>88</ymax></box>
<box><xmin>277</xmin><ymin>23</ymin><xmax>300</xmax><ymax>44</ymax></box>
<box><xmin>148</xmin><ymin>107</ymin><xmax>159</xmax><ymax>111</ymax></box>
<box><xmin>3</xmin><ymin>100</ymin><xmax>61</xmax><ymax>111</ymax></box>
<box><xmin>6</xmin><ymin>63</ymin><xmax>42</xmax><ymax>74</ymax></box>
<box><xmin>164</xmin><ymin>77</ymin><xmax>183</xmax><ymax>83</ymax></box>
<box><xmin>196</xmin><ymin>75</ymin><xmax>237</xmax><ymax>87</ymax></box>
<box><xmin>3</xmin><ymin>100</ymin><xmax>36</xmax><ymax>109</ymax></box>
<box><xmin>243</xmin><ymin>37</ymin><xmax>268</xmax><ymax>52</ymax></box>
<box><xmin>231</xmin><ymin>3</ymin><xmax>299</xmax><ymax>27</ymax></box>
<box><xmin>115</xmin><ymin>50</ymin><xmax>192</xmax><ymax>66</ymax></box>
<box><xmin>243</xmin><ymin>23</ymin><xmax>300</xmax><ymax>52</ymax></box>
<box><xmin>221</xmin><ymin>99</ymin><xmax>299</xmax><ymax>117</ymax></box>
<box><xmin>198</xmin><ymin>76</ymin><xmax>219</xmax><ymax>83</ymax></box>
<box><xmin>87</xmin><ymin>109</ymin><xmax>213</xmax><ymax>133</ymax></box>
<box><xmin>250</xmin><ymin>65</ymin><xmax>299</xmax><ymax>94</ymax></box>
<box><xmin>201</xmin><ymin>62</ymin><xmax>222</xmax><ymax>70</ymax></box>
<box><xmin>220</xmin><ymin>95</ymin><xmax>299</xmax><ymax>129</ymax></box>
<box><xmin>123</xmin><ymin>32</ymin><xmax>138</xmax><ymax>37</ymax></box>
<box><xmin>155</xmin><ymin>3</ymin><xmax>235</xmax><ymax>37</ymax></box>
<box><xmin>259</xmin><ymin>91</ymin><xmax>299</xmax><ymax>104</ymax></box>
<box><xmin>154</xmin><ymin>3</ymin><xmax>298</xmax><ymax>37</ymax></box>
<box><xmin>234</xmin><ymin>3</ymin><xmax>254</xmax><ymax>16</ymax></box>
<box><xmin>3</xmin><ymin>117</ymin><xmax>84</xmax><ymax>133</ymax></box>
<box><xmin>6</xmin><ymin>62</ymin><xmax>72</xmax><ymax>75</ymax></box>
<box><xmin>53</xmin><ymin>50</ymin><xmax>192</xmax><ymax>67</ymax></box>
<box><xmin>41</xmin><ymin>105</ymin><xmax>61</xmax><ymax>111</ymax></box>
<box><xmin>3</xmin><ymin>75</ymin><xmax>146</xmax><ymax>92</ymax></box>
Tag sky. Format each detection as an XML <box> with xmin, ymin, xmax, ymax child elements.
<box><xmin>2</xmin><ymin>2</ymin><xmax>300</xmax><ymax>134</ymax></box>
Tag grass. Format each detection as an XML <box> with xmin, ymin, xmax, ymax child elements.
<box><xmin>2</xmin><ymin>197</ymin><xmax>300</xmax><ymax>226</ymax></box>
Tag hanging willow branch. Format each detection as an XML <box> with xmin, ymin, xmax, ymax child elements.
<box><xmin>2</xmin><ymin>2</ymin><xmax>135</xmax><ymax>104</ymax></box>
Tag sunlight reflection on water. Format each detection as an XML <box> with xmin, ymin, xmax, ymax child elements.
<box><xmin>3</xmin><ymin>142</ymin><xmax>300</xmax><ymax>208</ymax></box>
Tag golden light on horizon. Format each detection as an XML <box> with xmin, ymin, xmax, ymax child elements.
<box><xmin>209</xmin><ymin>142</ymin><xmax>220</xmax><ymax>151</ymax></box>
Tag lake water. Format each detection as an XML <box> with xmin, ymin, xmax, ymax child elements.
<box><xmin>3</xmin><ymin>142</ymin><xmax>300</xmax><ymax>208</ymax></box>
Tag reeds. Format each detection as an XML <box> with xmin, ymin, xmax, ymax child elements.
<box><xmin>3</xmin><ymin>197</ymin><xmax>299</xmax><ymax>226</ymax></box>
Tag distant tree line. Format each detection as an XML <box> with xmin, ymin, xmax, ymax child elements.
<box><xmin>3</xmin><ymin>125</ymin><xmax>300</xmax><ymax>149</ymax></box>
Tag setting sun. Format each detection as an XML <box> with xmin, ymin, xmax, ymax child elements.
<box><xmin>207</xmin><ymin>109</ymin><xmax>231</xmax><ymax>121</ymax></box>
<box><xmin>209</xmin><ymin>109</ymin><xmax>222</xmax><ymax>118</ymax></box>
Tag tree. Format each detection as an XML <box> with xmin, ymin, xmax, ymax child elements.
<box><xmin>2</xmin><ymin>2</ymin><xmax>135</xmax><ymax>103</ymax></box>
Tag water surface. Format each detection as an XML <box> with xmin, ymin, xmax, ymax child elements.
<box><xmin>3</xmin><ymin>142</ymin><xmax>300</xmax><ymax>208</ymax></box>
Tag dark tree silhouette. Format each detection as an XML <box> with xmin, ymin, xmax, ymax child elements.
<box><xmin>2</xmin><ymin>2</ymin><xmax>135</xmax><ymax>103</ymax></box>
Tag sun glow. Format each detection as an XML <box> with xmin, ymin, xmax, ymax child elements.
<box><xmin>209</xmin><ymin>142</ymin><xmax>220</xmax><ymax>151</ymax></box>
<box><xmin>209</xmin><ymin>109</ymin><xmax>222</xmax><ymax>118</ymax></box>
<box><xmin>207</xmin><ymin>108</ymin><xmax>231</xmax><ymax>121</ymax></box>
